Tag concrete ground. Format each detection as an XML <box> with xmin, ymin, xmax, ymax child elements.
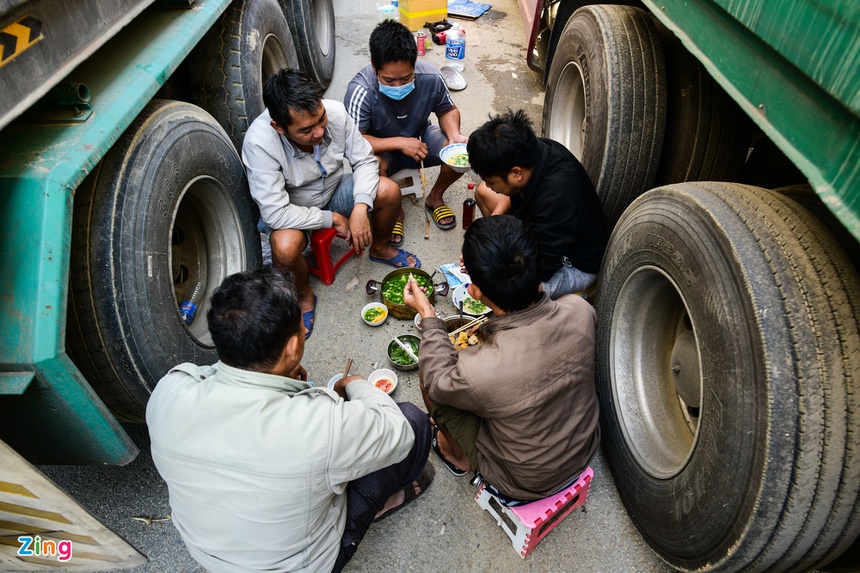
<box><xmin>40</xmin><ymin>0</ymin><xmax>675</xmax><ymax>571</ymax></box>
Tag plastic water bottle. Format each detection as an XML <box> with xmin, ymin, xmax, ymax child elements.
<box><xmin>178</xmin><ymin>282</ymin><xmax>202</xmax><ymax>325</ymax></box>
<box><xmin>445</xmin><ymin>24</ymin><xmax>466</xmax><ymax>66</ymax></box>
<box><xmin>463</xmin><ymin>183</ymin><xmax>476</xmax><ymax>229</ymax></box>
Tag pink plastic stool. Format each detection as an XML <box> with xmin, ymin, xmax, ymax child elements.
<box><xmin>474</xmin><ymin>466</ymin><xmax>594</xmax><ymax>558</ymax></box>
<box><xmin>306</xmin><ymin>228</ymin><xmax>356</xmax><ymax>285</ymax></box>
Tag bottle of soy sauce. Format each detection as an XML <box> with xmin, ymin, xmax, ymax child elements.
<box><xmin>463</xmin><ymin>183</ymin><xmax>476</xmax><ymax>229</ymax></box>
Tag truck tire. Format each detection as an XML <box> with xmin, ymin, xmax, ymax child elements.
<box><xmin>67</xmin><ymin>100</ymin><xmax>260</xmax><ymax>422</ymax></box>
<box><xmin>595</xmin><ymin>182</ymin><xmax>860</xmax><ymax>572</ymax></box>
<box><xmin>284</xmin><ymin>0</ymin><xmax>336</xmax><ymax>89</ymax></box>
<box><xmin>189</xmin><ymin>0</ymin><xmax>299</xmax><ymax>150</ymax></box>
<box><xmin>543</xmin><ymin>5</ymin><xmax>666</xmax><ymax>230</ymax></box>
<box><xmin>775</xmin><ymin>184</ymin><xmax>860</xmax><ymax>273</ymax></box>
<box><xmin>653</xmin><ymin>20</ymin><xmax>751</xmax><ymax>185</ymax></box>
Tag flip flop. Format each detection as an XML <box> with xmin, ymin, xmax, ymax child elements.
<box><xmin>431</xmin><ymin>425</ymin><xmax>468</xmax><ymax>477</ymax></box>
<box><xmin>388</xmin><ymin>220</ymin><xmax>404</xmax><ymax>248</ymax></box>
<box><xmin>369</xmin><ymin>248</ymin><xmax>421</xmax><ymax>269</ymax></box>
<box><xmin>425</xmin><ymin>203</ymin><xmax>457</xmax><ymax>230</ymax></box>
<box><xmin>373</xmin><ymin>464</ymin><xmax>435</xmax><ymax>522</ymax></box>
<box><xmin>302</xmin><ymin>295</ymin><xmax>317</xmax><ymax>340</ymax></box>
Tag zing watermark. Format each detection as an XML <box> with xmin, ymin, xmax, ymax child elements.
<box><xmin>17</xmin><ymin>535</ymin><xmax>73</xmax><ymax>562</ymax></box>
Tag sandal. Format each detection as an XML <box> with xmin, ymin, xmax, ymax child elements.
<box><xmin>431</xmin><ymin>425</ymin><xmax>468</xmax><ymax>476</ymax></box>
<box><xmin>368</xmin><ymin>248</ymin><xmax>421</xmax><ymax>269</ymax></box>
<box><xmin>373</xmin><ymin>464</ymin><xmax>436</xmax><ymax>522</ymax></box>
<box><xmin>388</xmin><ymin>220</ymin><xmax>405</xmax><ymax>248</ymax></box>
<box><xmin>424</xmin><ymin>203</ymin><xmax>457</xmax><ymax>230</ymax></box>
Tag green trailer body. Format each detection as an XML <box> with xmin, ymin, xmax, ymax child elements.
<box><xmin>0</xmin><ymin>0</ymin><xmax>234</xmax><ymax>464</ymax></box>
<box><xmin>643</xmin><ymin>0</ymin><xmax>860</xmax><ymax>240</ymax></box>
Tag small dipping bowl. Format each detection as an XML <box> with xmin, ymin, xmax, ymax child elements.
<box><xmin>362</xmin><ymin>302</ymin><xmax>388</xmax><ymax>326</ymax></box>
<box><xmin>327</xmin><ymin>373</ymin><xmax>343</xmax><ymax>390</ymax></box>
<box><xmin>367</xmin><ymin>368</ymin><xmax>398</xmax><ymax>394</ymax></box>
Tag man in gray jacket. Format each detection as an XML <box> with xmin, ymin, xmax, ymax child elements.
<box><xmin>404</xmin><ymin>216</ymin><xmax>598</xmax><ymax>504</ymax></box>
<box><xmin>147</xmin><ymin>267</ymin><xmax>433</xmax><ymax>572</ymax></box>
<box><xmin>243</xmin><ymin>68</ymin><xmax>420</xmax><ymax>340</ymax></box>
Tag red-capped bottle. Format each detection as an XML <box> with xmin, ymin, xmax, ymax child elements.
<box><xmin>463</xmin><ymin>183</ymin><xmax>476</xmax><ymax>229</ymax></box>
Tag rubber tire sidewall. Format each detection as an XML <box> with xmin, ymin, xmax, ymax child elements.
<box><xmin>190</xmin><ymin>0</ymin><xmax>299</xmax><ymax>150</ymax></box>
<box><xmin>67</xmin><ymin>100</ymin><xmax>260</xmax><ymax>422</ymax></box>
<box><xmin>543</xmin><ymin>5</ymin><xmax>666</xmax><ymax>230</ymax></box>
<box><xmin>596</xmin><ymin>182</ymin><xmax>860</xmax><ymax>571</ymax></box>
<box><xmin>285</xmin><ymin>0</ymin><xmax>336</xmax><ymax>89</ymax></box>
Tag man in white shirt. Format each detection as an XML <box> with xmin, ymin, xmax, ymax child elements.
<box><xmin>243</xmin><ymin>68</ymin><xmax>421</xmax><ymax>339</ymax></box>
<box><xmin>147</xmin><ymin>267</ymin><xmax>433</xmax><ymax>572</ymax></box>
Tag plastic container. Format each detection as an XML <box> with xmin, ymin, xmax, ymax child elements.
<box><xmin>178</xmin><ymin>282</ymin><xmax>202</xmax><ymax>325</ymax></box>
<box><xmin>445</xmin><ymin>23</ymin><xmax>465</xmax><ymax>64</ymax></box>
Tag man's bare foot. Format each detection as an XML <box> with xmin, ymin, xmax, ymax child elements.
<box><xmin>436</xmin><ymin>429</ymin><xmax>472</xmax><ymax>471</ymax></box>
<box><xmin>368</xmin><ymin>246</ymin><xmax>420</xmax><ymax>268</ymax></box>
<box><xmin>373</xmin><ymin>465</ymin><xmax>435</xmax><ymax>522</ymax></box>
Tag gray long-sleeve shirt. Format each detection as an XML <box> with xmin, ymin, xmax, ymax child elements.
<box><xmin>242</xmin><ymin>100</ymin><xmax>380</xmax><ymax>230</ymax></box>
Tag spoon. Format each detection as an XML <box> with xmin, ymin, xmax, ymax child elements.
<box><xmin>392</xmin><ymin>336</ymin><xmax>420</xmax><ymax>364</ymax></box>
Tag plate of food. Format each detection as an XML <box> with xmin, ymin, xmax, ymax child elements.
<box><xmin>451</xmin><ymin>284</ymin><xmax>491</xmax><ymax>317</ymax></box>
<box><xmin>387</xmin><ymin>334</ymin><xmax>420</xmax><ymax>371</ymax></box>
<box><xmin>439</xmin><ymin>143</ymin><xmax>470</xmax><ymax>173</ymax></box>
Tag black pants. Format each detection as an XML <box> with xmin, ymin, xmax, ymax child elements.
<box><xmin>332</xmin><ymin>402</ymin><xmax>432</xmax><ymax>572</ymax></box>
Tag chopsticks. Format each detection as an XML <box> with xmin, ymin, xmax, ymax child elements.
<box><xmin>341</xmin><ymin>358</ymin><xmax>353</xmax><ymax>380</ymax></box>
<box><xmin>392</xmin><ymin>336</ymin><xmax>420</xmax><ymax>364</ymax></box>
<box><xmin>449</xmin><ymin>315</ymin><xmax>488</xmax><ymax>337</ymax></box>
<box><xmin>420</xmin><ymin>136</ymin><xmax>430</xmax><ymax>239</ymax></box>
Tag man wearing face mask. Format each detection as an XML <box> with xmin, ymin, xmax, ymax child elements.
<box><xmin>344</xmin><ymin>20</ymin><xmax>468</xmax><ymax>246</ymax></box>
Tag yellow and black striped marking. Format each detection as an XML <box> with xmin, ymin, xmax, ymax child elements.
<box><xmin>0</xmin><ymin>15</ymin><xmax>42</xmax><ymax>68</ymax></box>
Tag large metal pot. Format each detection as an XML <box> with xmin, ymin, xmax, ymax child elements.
<box><xmin>366</xmin><ymin>268</ymin><xmax>449</xmax><ymax>320</ymax></box>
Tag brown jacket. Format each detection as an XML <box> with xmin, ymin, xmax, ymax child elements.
<box><xmin>420</xmin><ymin>293</ymin><xmax>599</xmax><ymax>500</ymax></box>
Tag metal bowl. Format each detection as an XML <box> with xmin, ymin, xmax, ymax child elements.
<box><xmin>387</xmin><ymin>334</ymin><xmax>420</xmax><ymax>371</ymax></box>
<box><xmin>366</xmin><ymin>268</ymin><xmax>449</xmax><ymax>320</ymax></box>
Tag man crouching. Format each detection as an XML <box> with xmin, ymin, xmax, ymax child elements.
<box><xmin>147</xmin><ymin>267</ymin><xmax>433</xmax><ymax>572</ymax></box>
<box><xmin>404</xmin><ymin>215</ymin><xmax>598</xmax><ymax>505</ymax></box>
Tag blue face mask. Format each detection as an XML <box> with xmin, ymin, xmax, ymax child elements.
<box><xmin>379</xmin><ymin>80</ymin><xmax>415</xmax><ymax>101</ymax></box>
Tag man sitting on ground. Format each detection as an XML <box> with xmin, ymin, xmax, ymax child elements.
<box><xmin>403</xmin><ymin>215</ymin><xmax>599</xmax><ymax>504</ymax></box>
<box><xmin>147</xmin><ymin>267</ymin><xmax>434</xmax><ymax>573</ymax></box>
<box><xmin>468</xmin><ymin>109</ymin><xmax>606</xmax><ymax>299</ymax></box>
<box><xmin>243</xmin><ymin>68</ymin><xmax>420</xmax><ymax>340</ymax></box>
<box><xmin>345</xmin><ymin>19</ymin><xmax>468</xmax><ymax>244</ymax></box>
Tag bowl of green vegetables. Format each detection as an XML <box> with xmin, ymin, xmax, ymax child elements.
<box><xmin>439</xmin><ymin>143</ymin><xmax>471</xmax><ymax>173</ymax></box>
<box><xmin>366</xmin><ymin>268</ymin><xmax>449</xmax><ymax>320</ymax></box>
<box><xmin>388</xmin><ymin>334</ymin><xmax>421</xmax><ymax>371</ymax></box>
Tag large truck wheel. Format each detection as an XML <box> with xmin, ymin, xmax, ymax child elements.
<box><xmin>67</xmin><ymin>100</ymin><xmax>261</xmax><ymax>422</ymax></box>
<box><xmin>653</xmin><ymin>21</ymin><xmax>752</xmax><ymax>185</ymax></box>
<box><xmin>595</xmin><ymin>182</ymin><xmax>860</xmax><ymax>571</ymax></box>
<box><xmin>543</xmin><ymin>5</ymin><xmax>666</xmax><ymax>230</ymax></box>
<box><xmin>190</xmin><ymin>0</ymin><xmax>299</xmax><ymax>150</ymax></box>
<box><xmin>284</xmin><ymin>0</ymin><xmax>336</xmax><ymax>89</ymax></box>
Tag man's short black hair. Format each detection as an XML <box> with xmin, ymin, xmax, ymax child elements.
<box><xmin>369</xmin><ymin>20</ymin><xmax>417</xmax><ymax>70</ymax></box>
<box><xmin>467</xmin><ymin>109</ymin><xmax>540</xmax><ymax>180</ymax></box>
<box><xmin>263</xmin><ymin>68</ymin><xmax>324</xmax><ymax>128</ymax></box>
<box><xmin>207</xmin><ymin>267</ymin><xmax>302</xmax><ymax>370</ymax></box>
<box><xmin>462</xmin><ymin>215</ymin><xmax>541</xmax><ymax>312</ymax></box>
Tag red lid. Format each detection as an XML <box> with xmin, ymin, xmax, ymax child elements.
<box><xmin>467</xmin><ymin>183</ymin><xmax>475</xmax><ymax>189</ymax></box>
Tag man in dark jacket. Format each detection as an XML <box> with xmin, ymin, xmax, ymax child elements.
<box><xmin>403</xmin><ymin>216</ymin><xmax>599</xmax><ymax>504</ymax></box>
<box><xmin>468</xmin><ymin>109</ymin><xmax>606</xmax><ymax>298</ymax></box>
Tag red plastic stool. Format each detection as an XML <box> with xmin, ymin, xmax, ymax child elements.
<box><xmin>475</xmin><ymin>466</ymin><xmax>593</xmax><ymax>558</ymax></box>
<box><xmin>306</xmin><ymin>228</ymin><xmax>356</xmax><ymax>285</ymax></box>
